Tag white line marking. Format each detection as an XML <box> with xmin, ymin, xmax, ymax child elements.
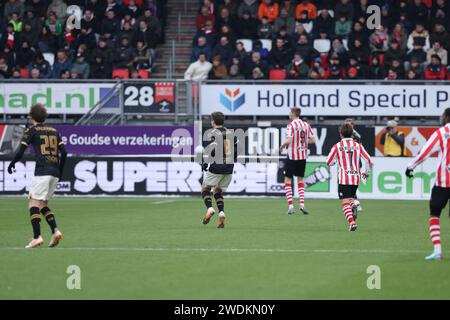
<box><xmin>151</xmin><ymin>200</ymin><xmax>176</xmax><ymax>205</ymax></box>
<box><xmin>0</xmin><ymin>247</ymin><xmax>442</xmax><ymax>254</ymax></box>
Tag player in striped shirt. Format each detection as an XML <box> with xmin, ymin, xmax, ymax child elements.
<box><xmin>405</xmin><ymin>108</ymin><xmax>450</xmax><ymax>260</ymax></box>
<box><xmin>326</xmin><ymin>123</ymin><xmax>372</xmax><ymax>231</ymax></box>
<box><xmin>280</xmin><ymin>107</ymin><xmax>316</xmax><ymax>215</ymax></box>
<box><xmin>344</xmin><ymin>118</ymin><xmax>363</xmax><ymax>212</ymax></box>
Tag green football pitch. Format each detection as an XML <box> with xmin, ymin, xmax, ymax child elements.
<box><xmin>0</xmin><ymin>196</ymin><xmax>449</xmax><ymax>300</ymax></box>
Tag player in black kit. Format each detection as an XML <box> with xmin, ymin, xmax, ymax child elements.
<box><xmin>8</xmin><ymin>104</ymin><xmax>67</xmax><ymax>248</ymax></box>
<box><xmin>201</xmin><ymin>112</ymin><xmax>238</xmax><ymax>228</ymax></box>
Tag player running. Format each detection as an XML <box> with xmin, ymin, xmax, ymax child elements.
<box><xmin>344</xmin><ymin>118</ymin><xmax>363</xmax><ymax>212</ymax></box>
<box><xmin>280</xmin><ymin>107</ymin><xmax>316</xmax><ymax>215</ymax></box>
<box><xmin>326</xmin><ymin>123</ymin><xmax>372</xmax><ymax>231</ymax></box>
<box><xmin>405</xmin><ymin>108</ymin><xmax>450</xmax><ymax>260</ymax></box>
<box><xmin>201</xmin><ymin>112</ymin><xmax>238</xmax><ymax>228</ymax></box>
<box><xmin>7</xmin><ymin>104</ymin><xmax>67</xmax><ymax>248</ymax></box>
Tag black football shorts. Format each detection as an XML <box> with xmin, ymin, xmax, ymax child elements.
<box><xmin>338</xmin><ymin>184</ymin><xmax>358</xmax><ymax>199</ymax></box>
<box><xmin>429</xmin><ymin>186</ymin><xmax>450</xmax><ymax>217</ymax></box>
<box><xmin>283</xmin><ymin>159</ymin><xmax>306</xmax><ymax>178</ymax></box>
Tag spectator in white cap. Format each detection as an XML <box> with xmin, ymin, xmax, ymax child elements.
<box><xmin>380</xmin><ymin>120</ymin><xmax>406</xmax><ymax>157</ymax></box>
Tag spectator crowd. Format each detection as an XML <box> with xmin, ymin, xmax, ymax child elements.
<box><xmin>185</xmin><ymin>0</ymin><xmax>450</xmax><ymax>81</ymax></box>
<box><xmin>0</xmin><ymin>0</ymin><xmax>166</xmax><ymax>79</ymax></box>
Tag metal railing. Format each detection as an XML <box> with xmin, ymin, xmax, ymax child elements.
<box><xmin>75</xmin><ymin>82</ymin><xmax>124</xmax><ymax>126</ymax></box>
<box><xmin>169</xmin><ymin>40</ymin><xmax>176</xmax><ymax>79</ymax></box>
<box><xmin>177</xmin><ymin>13</ymin><xmax>181</xmax><ymax>41</ymax></box>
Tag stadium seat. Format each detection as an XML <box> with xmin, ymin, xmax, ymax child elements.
<box><xmin>313</xmin><ymin>39</ymin><xmax>331</xmax><ymax>53</ymax></box>
<box><xmin>236</xmin><ymin>39</ymin><xmax>253</xmax><ymax>53</ymax></box>
<box><xmin>260</xmin><ymin>39</ymin><xmax>272</xmax><ymax>51</ymax></box>
<box><xmin>318</xmin><ymin>9</ymin><xmax>334</xmax><ymax>17</ymax></box>
<box><xmin>112</xmin><ymin>69</ymin><xmax>130</xmax><ymax>79</ymax></box>
<box><xmin>269</xmin><ymin>68</ymin><xmax>287</xmax><ymax>80</ymax></box>
<box><xmin>43</xmin><ymin>53</ymin><xmax>55</xmax><ymax>66</ymax></box>
<box><xmin>342</xmin><ymin>39</ymin><xmax>349</xmax><ymax>50</ymax></box>
<box><xmin>138</xmin><ymin>69</ymin><xmax>150</xmax><ymax>79</ymax></box>
<box><xmin>20</xmin><ymin>68</ymin><xmax>29</xmax><ymax>79</ymax></box>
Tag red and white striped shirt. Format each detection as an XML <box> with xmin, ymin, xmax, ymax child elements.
<box><xmin>407</xmin><ymin>124</ymin><xmax>450</xmax><ymax>188</ymax></box>
<box><xmin>327</xmin><ymin>138</ymin><xmax>373</xmax><ymax>185</ymax></box>
<box><xmin>286</xmin><ymin>119</ymin><xmax>314</xmax><ymax>160</ymax></box>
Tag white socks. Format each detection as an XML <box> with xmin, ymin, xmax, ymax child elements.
<box><xmin>435</xmin><ymin>244</ymin><xmax>442</xmax><ymax>255</ymax></box>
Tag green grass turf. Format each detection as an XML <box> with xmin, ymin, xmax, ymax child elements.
<box><xmin>0</xmin><ymin>196</ymin><xmax>449</xmax><ymax>300</ymax></box>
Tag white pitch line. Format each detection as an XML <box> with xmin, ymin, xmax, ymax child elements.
<box><xmin>0</xmin><ymin>247</ymin><xmax>443</xmax><ymax>254</ymax></box>
<box><xmin>151</xmin><ymin>200</ymin><xmax>176</xmax><ymax>205</ymax></box>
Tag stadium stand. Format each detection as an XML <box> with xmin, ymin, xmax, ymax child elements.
<box><xmin>182</xmin><ymin>0</ymin><xmax>450</xmax><ymax>81</ymax></box>
<box><xmin>269</xmin><ymin>66</ymin><xmax>287</xmax><ymax>79</ymax></box>
<box><xmin>1</xmin><ymin>1</ymin><xmax>449</xmax><ymax>81</ymax></box>
<box><xmin>0</xmin><ymin>0</ymin><xmax>167</xmax><ymax>79</ymax></box>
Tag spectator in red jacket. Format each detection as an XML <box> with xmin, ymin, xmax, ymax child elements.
<box><xmin>425</xmin><ymin>54</ymin><xmax>447</xmax><ymax>80</ymax></box>
<box><xmin>196</xmin><ymin>5</ymin><xmax>215</xmax><ymax>31</ymax></box>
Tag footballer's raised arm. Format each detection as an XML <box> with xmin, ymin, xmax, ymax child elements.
<box><xmin>360</xmin><ymin>144</ymin><xmax>373</xmax><ymax>169</ymax></box>
<box><xmin>280</xmin><ymin>123</ymin><xmax>293</xmax><ymax>150</ymax></box>
<box><xmin>407</xmin><ymin>130</ymin><xmax>440</xmax><ymax>170</ymax></box>
<box><xmin>326</xmin><ymin>144</ymin><xmax>338</xmax><ymax>166</ymax></box>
